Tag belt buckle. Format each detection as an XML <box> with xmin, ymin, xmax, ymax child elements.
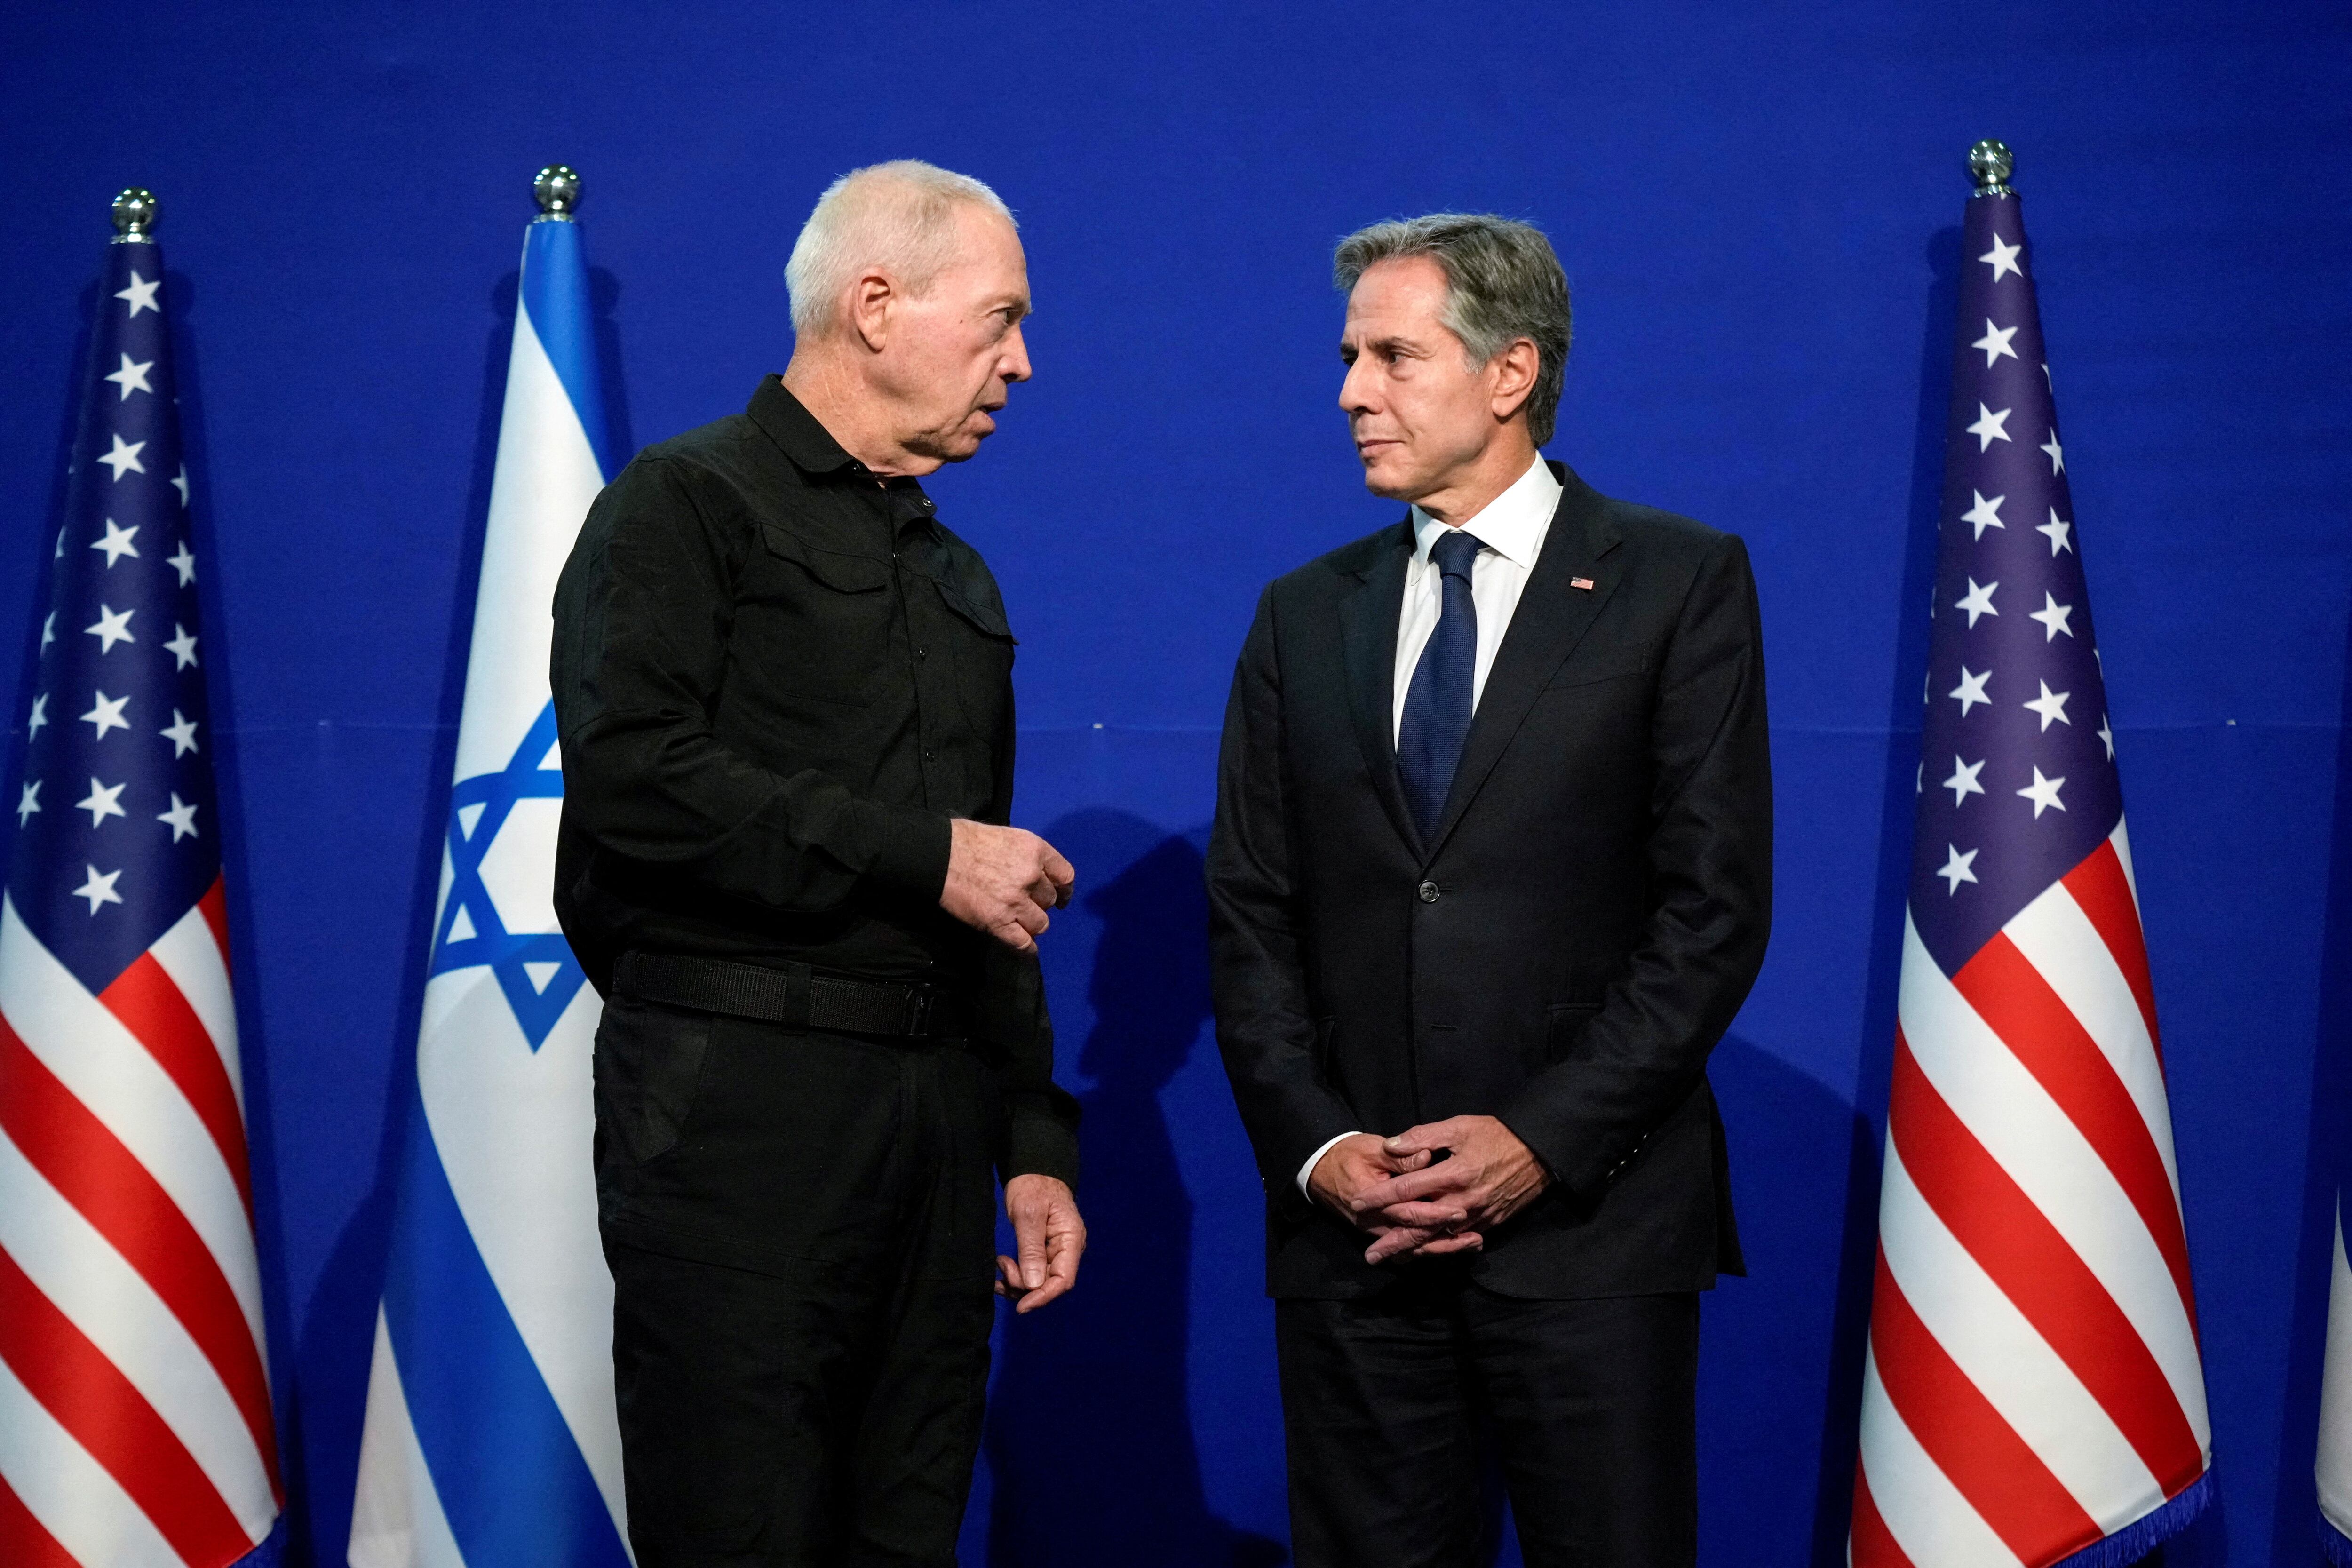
<box><xmin>903</xmin><ymin>987</ymin><xmax>934</xmax><ymax>1036</ymax></box>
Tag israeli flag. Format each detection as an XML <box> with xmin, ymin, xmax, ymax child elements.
<box><xmin>349</xmin><ymin>191</ymin><xmax>630</xmax><ymax>1568</ymax></box>
<box><xmin>2324</xmin><ymin>1201</ymin><xmax>2352</xmax><ymax>1565</ymax></box>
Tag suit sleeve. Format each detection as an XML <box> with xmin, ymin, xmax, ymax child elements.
<box><xmin>550</xmin><ymin>457</ymin><xmax>952</xmax><ymax>916</ymax></box>
<box><xmin>1207</xmin><ymin>588</ymin><xmax>1361</xmax><ymax>1204</ymax></box>
<box><xmin>1500</xmin><ymin>532</ymin><xmax>1772</xmax><ymax>1199</ymax></box>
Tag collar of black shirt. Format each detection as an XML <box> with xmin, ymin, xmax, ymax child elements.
<box><xmin>748</xmin><ymin>376</ymin><xmax>937</xmax><ymax>527</ymax></box>
<box><xmin>749</xmin><ymin>375</ymin><xmax>858</xmax><ymax>474</ymax></box>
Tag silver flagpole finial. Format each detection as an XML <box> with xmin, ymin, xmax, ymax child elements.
<box><xmin>1967</xmin><ymin>139</ymin><xmax>2015</xmax><ymax>198</ymax></box>
<box><xmin>533</xmin><ymin>164</ymin><xmax>581</xmax><ymax>222</ymax></box>
<box><xmin>110</xmin><ymin>187</ymin><xmax>159</xmax><ymax>241</ymax></box>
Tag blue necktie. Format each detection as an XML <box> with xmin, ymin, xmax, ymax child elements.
<box><xmin>1398</xmin><ymin>528</ymin><xmax>1484</xmax><ymax>841</ymax></box>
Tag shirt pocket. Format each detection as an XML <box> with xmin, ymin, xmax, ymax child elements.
<box><xmin>756</xmin><ymin>522</ymin><xmax>895</xmax><ymax>707</ymax></box>
<box><xmin>930</xmin><ymin>576</ymin><xmax>1017</xmax><ymax>730</ymax></box>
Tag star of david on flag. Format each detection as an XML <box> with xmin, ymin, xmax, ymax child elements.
<box><xmin>429</xmin><ymin>703</ymin><xmax>586</xmax><ymax>1050</ymax></box>
<box><xmin>349</xmin><ymin>175</ymin><xmax>631</xmax><ymax>1568</ymax></box>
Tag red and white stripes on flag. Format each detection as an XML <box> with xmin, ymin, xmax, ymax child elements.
<box><xmin>0</xmin><ymin>882</ymin><xmax>281</xmax><ymax>1568</ymax></box>
<box><xmin>1853</xmin><ymin>824</ymin><xmax>2210</xmax><ymax>1567</ymax></box>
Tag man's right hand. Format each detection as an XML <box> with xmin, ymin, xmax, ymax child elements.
<box><xmin>940</xmin><ymin>818</ymin><xmax>1075</xmax><ymax>953</ymax></box>
<box><xmin>1306</xmin><ymin>1133</ymin><xmax>1484</xmax><ymax>1265</ymax></box>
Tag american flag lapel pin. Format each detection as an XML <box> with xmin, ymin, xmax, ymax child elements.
<box><xmin>1570</xmin><ymin>576</ymin><xmax>1596</xmax><ymax>591</ymax></box>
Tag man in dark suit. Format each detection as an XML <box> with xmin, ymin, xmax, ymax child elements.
<box><xmin>1208</xmin><ymin>213</ymin><xmax>1771</xmax><ymax>1567</ymax></box>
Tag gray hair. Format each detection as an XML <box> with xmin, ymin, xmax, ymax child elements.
<box><xmin>1333</xmin><ymin>213</ymin><xmax>1571</xmax><ymax>446</ymax></box>
<box><xmin>785</xmin><ymin>159</ymin><xmax>1016</xmax><ymax>337</ymax></box>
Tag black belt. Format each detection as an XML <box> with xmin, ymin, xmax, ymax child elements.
<box><xmin>613</xmin><ymin>951</ymin><xmax>972</xmax><ymax>1040</ymax></box>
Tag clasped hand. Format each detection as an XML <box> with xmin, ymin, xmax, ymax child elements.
<box><xmin>1307</xmin><ymin>1117</ymin><xmax>1551</xmax><ymax>1266</ymax></box>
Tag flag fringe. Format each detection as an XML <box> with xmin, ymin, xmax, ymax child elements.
<box><xmin>2048</xmin><ymin>1471</ymin><xmax>2212</xmax><ymax>1568</ymax></box>
<box><xmin>2323</xmin><ymin>1508</ymin><xmax>2352</xmax><ymax>1568</ymax></box>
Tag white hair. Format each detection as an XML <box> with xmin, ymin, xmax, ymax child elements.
<box><xmin>784</xmin><ymin>159</ymin><xmax>1017</xmax><ymax>336</ymax></box>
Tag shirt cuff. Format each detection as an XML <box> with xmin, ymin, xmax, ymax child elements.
<box><xmin>1296</xmin><ymin>1130</ymin><xmax>1361</xmax><ymax>1199</ymax></box>
<box><xmin>1001</xmin><ymin>1090</ymin><xmax>1082</xmax><ymax>1190</ymax></box>
<box><xmin>863</xmin><ymin>804</ymin><xmax>954</xmax><ymax>899</ymax></box>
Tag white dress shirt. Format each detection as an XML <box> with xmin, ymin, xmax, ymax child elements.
<box><xmin>1390</xmin><ymin>455</ymin><xmax>1564</xmax><ymax>742</ymax></box>
<box><xmin>1298</xmin><ymin>455</ymin><xmax>1564</xmax><ymax>1196</ymax></box>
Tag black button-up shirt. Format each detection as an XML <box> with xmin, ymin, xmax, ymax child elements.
<box><xmin>551</xmin><ymin>377</ymin><xmax>1076</xmax><ymax>1180</ymax></box>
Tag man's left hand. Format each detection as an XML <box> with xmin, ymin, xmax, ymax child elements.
<box><xmin>1350</xmin><ymin>1115</ymin><xmax>1550</xmax><ymax>1265</ymax></box>
<box><xmin>998</xmin><ymin>1174</ymin><xmax>1086</xmax><ymax>1313</ymax></box>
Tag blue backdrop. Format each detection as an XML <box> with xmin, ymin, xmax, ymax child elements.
<box><xmin>2</xmin><ymin>4</ymin><xmax>2348</xmax><ymax>1565</ymax></box>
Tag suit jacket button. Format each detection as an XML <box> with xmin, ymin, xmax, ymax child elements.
<box><xmin>1417</xmin><ymin>880</ymin><xmax>1441</xmax><ymax>903</ymax></box>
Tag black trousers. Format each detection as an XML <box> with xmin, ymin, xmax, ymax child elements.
<box><xmin>593</xmin><ymin>991</ymin><xmax>1002</xmax><ymax>1568</ymax></box>
<box><xmin>1276</xmin><ymin>1274</ymin><xmax>1700</xmax><ymax>1568</ymax></box>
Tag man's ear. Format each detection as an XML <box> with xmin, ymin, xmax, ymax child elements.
<box><xmin>848</xmin><ymin>269</ymin><xmax>896</xmax><ymax>353</ymax></box>
<box><xmin>1489</xmin><ymin>337</ymin><xmax>1540</xmax><ymax>424</ymax></box>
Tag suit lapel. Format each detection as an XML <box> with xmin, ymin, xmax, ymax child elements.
<box><xmin>1425</xmin><ymin>465</ymin><xmax>1624</xmax><ymax>858</ymax></box>
<box><xmin>1338</xmin><ymin>520</ymin><xmax>1422</xmax><ymax>855</ymax></box>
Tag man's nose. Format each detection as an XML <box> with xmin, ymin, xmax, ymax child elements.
<box><xmin>1001</xmin><ymin>324</ymin><xmax>1033</xmax><ymax>384</ymax></box>
<box><xmin>1338</xmin><ymin>358</ymin><xmax>1375</xmax><ymax>414</ymax></box>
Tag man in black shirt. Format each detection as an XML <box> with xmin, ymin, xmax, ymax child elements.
<box><xmin>550</xmin><ymin>159</ymin><xmax>1084</xmax><ymax>1567</ymax></box>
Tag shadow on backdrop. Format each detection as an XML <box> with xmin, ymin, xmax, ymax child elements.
<box><xmin>983</xmin><ymin>810</ymin><xmax>1285</xmax><ymax>1567</ymax></box>
<box><xmin>1699</xmin><ymin>1036</ymin><xmax>1875</xmax><ymax>1567</ymax></box>
<box><xmin>1794</xmin><ymin>219</ymin><xmax>1965</xmax><ymax>1567</ymax></box>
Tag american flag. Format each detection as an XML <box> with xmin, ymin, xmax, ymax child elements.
<box><xmin>0</xmin><ymin>205</ymin><xmax>280</xmax><ymax>1566</ymax></box>
<box><xmin>1850</xmin><ymin>156</ymin><xmax>2213</xmax><ymax>1567</ymax></box>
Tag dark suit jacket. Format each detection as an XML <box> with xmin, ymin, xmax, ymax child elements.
<box><xmin>1207</xmin><ymin>462</ymin><xmax>1771</xmax><ymax>1300</ymax></box>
